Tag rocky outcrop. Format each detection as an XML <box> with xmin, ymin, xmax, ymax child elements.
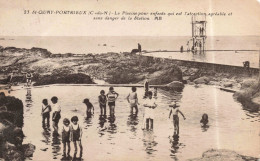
<box><xmin>194</xmin><ymin>76</ymin><xmax>210</xmax><ymax>84</ymax></box>
<box><xmin>30</xmin><ymin>47</ymin><xmax>51</xmax><ymax>58</ymax></box>
<box><xmin>164</xmin><ymin>81</ymin><xmax>184</xmax><ymax>91</ymax></box>
<box><xmin>33</xmin><ymin>73</ymin><xmax>95</xmax><ymax>86</ymax></box>
<box><xmin>1</xmin><ymin>46</ymin><xmax>52</xmax><ymax>58</ymax></box>
<box><xmin>0</xmin><ymin>93</ymin><xmax>24</xmax><ymax>127</ymax></box>
<box><xmin>2</xmin><ymin>142</ymin><xmax>35</xmax><ymax>161</ymax></box>
<box><xmin>233</xmin><ymin>79</ymin><xmax>260</xmax><ymax>111</ymax></box>
<box><xmin>188</xmin><ymin>149</ymin><xmax>258</xmax><ymax>161</ymax></box>
<box><xmin>0</xmin><ymin>94</ymin><xmax>35</xmax><ymax>161</ymax></box>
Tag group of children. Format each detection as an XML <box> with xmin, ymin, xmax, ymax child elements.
<box><xmin>61</xmin><ymin>116</ymin><xmax>83</xmax><ymax>158</ymax></box>
<box><xmin>41</xmin><ymin>86</ymin><xmax>209</xmax><ymax>158</ymax></box>
<box><xmin>41</xmin><ymin>96</ymin><xmax>82</xmax><ymax>158</ymax></box>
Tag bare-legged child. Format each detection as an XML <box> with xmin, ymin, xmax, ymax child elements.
<box><xmin>169</xmin><ymin>103</ymin><xmax>186</xmax><ymax>135</ymax></box>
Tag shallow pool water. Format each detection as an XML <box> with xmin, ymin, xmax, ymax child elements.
<box><xmin>8</xmin><ymin>85</ymin><xmax>260</xmax><ymax>161</ymax></box>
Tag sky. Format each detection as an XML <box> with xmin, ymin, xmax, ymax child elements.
<box><xmin>0</xmin><ymin>0</ymin><xmax>259</xmax><ymax>36</ymax></box>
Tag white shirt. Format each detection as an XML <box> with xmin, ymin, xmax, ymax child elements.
<box><xmin>52</xmin><ymin>103</ymin><xmax>61</xmax><ymax>112</ymax></box>
<box><xmin>63</xmin><ymin>125</ymin><xmax>70</xmax><ymax>132</ymax></box>
<box><xmin>143</xmin><ymin>98</ymin><xmax>156</xmax><ymax>107</ymax></box>
<box><xmin>143</xmin><ymin>98</ymin><xmax>157</xmax><ymax>119</ymax></box>
<box><xmin>42</xmin><ymin>104</ymin><xmax>51</xmax><ymax>113</ymax></box>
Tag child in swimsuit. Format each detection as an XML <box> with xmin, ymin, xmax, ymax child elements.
<box><xmin>62</xmin><ymin>118</ymin><xmax>71</xmax><ymax>157</ymax></box>
<box><xmin>200</xmin><ymin>113</ymin><xmax>208</xmax><ymax>127</ymax></box>
<box><xmin>51</xmin><ymin>96</ymin><xmax>61</xmax><ymax>133</ymax></box>
<box><xmin>106</xmin><ymin>87</ymin><xmax>119</xmax><ymax>117</ymax></box>
<box><xmin>41</xmin><ymin>99</ymin><xmax>52</xmax><ymax>128</ymax></box>
<box><xmin>98</xmin><ymin>90</ymin><xmax>107</xmax><ymax>116</ymax></box>
<box><xmin>70</xmin><ymin>116</ymin><xmax>83</xmax><ymax>158</ymax></box>
<box><xmin>83</xmin><ymin>98</ymin><xmax>94</xmax><ymax>119</ymax></box>
<box><xmin>169</xmin><ymin>103</ymin><xmax>186</xmax><ymax>135</ymax></box>
<box><xmin>126</xmin><ymin>87</ymin><xmax>139</xmax><ymax>114</ymax></box>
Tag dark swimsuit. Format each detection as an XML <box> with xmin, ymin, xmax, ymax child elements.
<box><xmin>173</xmin><ymin>115</ymin><xmax>179</xmax><ymax>124</ymax></box>
<box><xmin>62</xmin><ymin>126</ymin><xmax>70</xmax><ymax>143</ymax></box>
<box><xmin>71</xmin><ymin>124</ymin><xmax>80</xmax><ymax>141</ymax></box>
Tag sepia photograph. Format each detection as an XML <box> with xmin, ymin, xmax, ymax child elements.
<box><xmin>0</xmin><ymin>0</ymin><xmax>259</xmax><ymax>160</ymax></box>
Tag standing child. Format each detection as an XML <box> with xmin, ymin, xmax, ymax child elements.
<box><xmin>143</xmin><ymin>91</ymin><xmax>157</xmax><ymax>130</ymax></box>
<box><xmin>106</xmin><ymin>87</ymin><xmax>119</xmax><ymax>117</ymax></box>
<box><xmin>98</xmin><ymin>90</ymin><xmax>107</xmax><ymax>116</ymax></box>
<box><xmin>83</xmin><ymin>98</ymin><xmax>94</xmax><ymax>119</ymax></box>
<box><xmin>70</xmin><ymin>116</ymin><xmax>83</xmax><ymax>158</ymax></box>
<box><xmin>200</xmin><ymin>113</ymin><xmax>208</xmax><ymax>127</ymax></box>
<box><xmin>62</xmin><ymin>118</ymin><xmax>71</xmax><ymax>157</ymax></box>
<box><xmin>51</xmin><ymin>96</ymin><xmax>61</xmax><ymax>133</ymax></box>
<box><xmin>169</xmin><ymin>103</ymin><xmax>186</xmax><ymax>135</ymax></box>
<box><xmin>126</xmin><ymin>87</ymin><xmax>139</xmax><ymax>114</ymax></box>
<box><xmin>41</xmin><ymin>99</ymin><xmax>52</xmax><ymax>128</ymax></box>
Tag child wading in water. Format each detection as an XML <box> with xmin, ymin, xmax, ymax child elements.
<box><xmin>169</xmin><ymin>103</ymin><xmax>186</xmax><ymax>135</ymax></box>
<box><xmin>62</xmin><ymin>118</ymin><xmax>71</xmax><ymax>158</ymax></box>
<box><xmin>106</xmin><ymin>87</ymin><xmax>119</xmax><ymax>117</ymax></box>
<box><xmin>51</xmin><ymin>96</ymin><xmax>61</xmax><ymax>133</ymax></box>
<box><xmin>126</xmin><ymin>87</ymin><xmax>139</xmax><ymax>114</ymax></box>
<box><xmin>98</xmin><ymin>90</ymin><xmax>107</xmax><ymax>116</ymax></box>
<box><xmin>83</xmin><ymin>98</ymin><xmax>94</xmax><ymax>119</ymax></box>
<box><xmin>70</xmin><ymin>116</ymin><xmax>83</xmax><ymax>158</ymax></box>
<box><xmin>41</xmin><ymin>99</ymin><xmax>52</xmax><ymax>129</ymax></box>
<box><xmin>200</xmin><ymin>113</ymin><xmax>209</xmax><ymax>127</ymax></box>
<box><xmin>143</xmin><ymin>91</ymin><xmax>157</xmax><ymax>130</ymax></box>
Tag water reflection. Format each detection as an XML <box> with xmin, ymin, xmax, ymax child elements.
<box><xmin>25</xmin><ymin>88</ymin><xmax>32</xmax><ymax>108</ymax></box>
<box><xmin>191</xmin><ymin>51</ymin><xmax>207</xmax><ymax>62</ymax></box>
<box><xmin>84</xmin><ymin>116</ymin><xmax>93</xmax><ymax>128</ymax></box>
<box><xmin>127</xmin><ymin>113</ymin><xmax>139</xmax><ymax>133</ymax></box>
<box><xmin>142</xmin><ymin>131</ymin><xmax>158</xmax><ymax>157</ymax></box>
<box><xmin>107</xmin><ymin>116</ymin><xmax>117</xmax><ymax>134</ymax></box>
<box><xmin>51</xmin><ymin>132</ymin><xmax>61</xmax><ymax>159</ymax></box>
<box><xmin>41</xmin><ymin>128</ymin><xmax>51</xmax><ymax>145</ymax></box>
<box><xmin>201</xmin><ymin>125</ymin><xmax>210</xmax><ymax>132</ymax></box>
<box><xmin>169</xmin><ymin>134</ymin><xmax>182</xmax><ymax>159</ymax></box>
<box><xmin>98</xmin><ymin>115</ymin><xmax>107</xmax><ymax>137</ymax></box>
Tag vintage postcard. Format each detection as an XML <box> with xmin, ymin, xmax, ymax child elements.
<box><xmin>0</xmin><ymin>0</ymin><xmax>259</xmax><ymax>160</ymax></box>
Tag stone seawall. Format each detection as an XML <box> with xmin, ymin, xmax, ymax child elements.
<box><xmin>148</xmin><ymin>56</ymin><xmax>259</xmax><ymax>76</ymax></box>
